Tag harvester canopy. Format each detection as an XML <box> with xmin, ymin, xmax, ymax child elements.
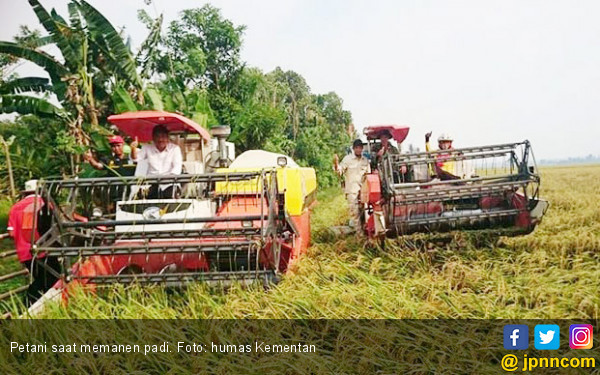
<box><xmin>108</xmin><ymin>111</ymin><xmax>211</xmax><ymax>143</ymax></box>
<box><xmin>364</xmin><ymin>125</ymin><xmax>410</xmax><ymax>143</ymax></box>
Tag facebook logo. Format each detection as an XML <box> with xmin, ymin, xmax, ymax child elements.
<box><xmin>504</xmin><ymin>325</ymin><xmax>529</xmax><ymax>349</ymax></box>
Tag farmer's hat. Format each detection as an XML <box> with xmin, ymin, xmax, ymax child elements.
<box><xmin>108</xmin><ymin>135</ymin><xmax>125</xmax><ymax>145</ymax></box>
<box><xmin>22</xmin><ymin>179</ymin><xmax>38</xmax><ymax>193</ymax></box>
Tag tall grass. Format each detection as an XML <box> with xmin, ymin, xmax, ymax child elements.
<box><xmin>4</xmin><ymin>165</ymin><xmax>600</xmax><ymax>319</ymax></box>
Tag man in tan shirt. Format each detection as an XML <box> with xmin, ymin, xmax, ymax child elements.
<box><xmin>337</xmin><ymin>139</ymin><xmax>370</xmax><ymax>232</ymax></box>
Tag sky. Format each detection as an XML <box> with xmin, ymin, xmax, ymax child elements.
<box><xmin>1</xmin><ymin>0</ymin><xmax>598</xmax><ymax>160</ymax></box>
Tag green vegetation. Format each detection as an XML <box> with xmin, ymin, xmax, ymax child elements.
<box><xmin>1</xmin><ymin>165</ymin><xmax>595</xmax><ymax>319</ymax></box>
<box><xmin>0</xmin><ymin>1</ymin><xmax>352</xmax><ymax>194</ymax></box>
<box><xmin>0</xmin><ymin>198</ymin><xmax>11</xmax><ymax>228</ymax></box>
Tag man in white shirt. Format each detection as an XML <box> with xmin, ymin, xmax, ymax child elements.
<box><xmin>133</xmin><ymin>125</ymin><xmax>183</xmax><ymax>199</ymax></box>
<box><xmin>337</xmin><ymin>139</ymin><xmax>370</xmax><ymax>232</ymax></box>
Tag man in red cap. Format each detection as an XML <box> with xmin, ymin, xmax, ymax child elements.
<box><xmin>84</xmin><ymin>135</ymin><xmax>138</xmax><ymax>175</ymax></box>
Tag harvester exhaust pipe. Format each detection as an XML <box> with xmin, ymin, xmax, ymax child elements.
<box><xmin>210</xmin><ymin>125</ymin><xmax>232</xmax><ymax>168</ymax></box>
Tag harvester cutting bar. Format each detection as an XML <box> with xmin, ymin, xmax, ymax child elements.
<box><xmin>394</xmin><ymin>180</ymin><xmax>533</xmax><ymax>205</ymax></box>
<box><xmin>42</xmin><ymin>171</ymin><xmax>264</xmax><ymax>188</ymax></box>
<box><xmin>37</xmin><ymin>241</ymin><xmax>259</xmax><ymax>257</ymax></box>
<box><xmin>73</xmin><ymin>270</ymin><xmax>274</xmax><ymax>284</ymax></box>
<box><xmin>62</xmin><ymin>214</ymin><xmax>268</xmax><ymax>228</ymax></box>
<box><xmin>87</xmin><ymin>227</ymin><xmax>262</xmax><ymax>241</ymax></box>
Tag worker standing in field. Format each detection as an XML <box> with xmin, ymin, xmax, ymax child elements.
<box><xmin>337</xmin><ymin>139</ymin><xmax>370</xmax><ymax>232</ymax></box>
<box><xmin>7</xmin><ymin>180</ymin><xmax>60</xmax><ymax>306</ymax></box>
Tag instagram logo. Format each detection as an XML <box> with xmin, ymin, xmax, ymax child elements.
<box><xmin>569</xmin><ymin>324</ymin><xmax>593</xmax><ymax>349</ymax></box>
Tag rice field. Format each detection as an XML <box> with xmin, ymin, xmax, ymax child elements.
<box><xmin>1</xmin><ymin>164</ymin><xmax>599</xmax><ymax>319</ymax></box>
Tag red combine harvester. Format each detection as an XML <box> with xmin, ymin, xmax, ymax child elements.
<box><xmin>359</xmin><ymin>125</ymin><xmax>548</xmax><ymax>238</ymax></box>
<box><xmin>24</xmin><ymin>111</ymin><xmax>316</xmax><ymax>314</ymax></box>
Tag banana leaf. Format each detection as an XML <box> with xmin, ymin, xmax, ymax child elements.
<box><xmin>27</xmin><ymin>0</ymin><xmax>78</xmax><ymax>69</ymax></box>
<box><xmin>0</xmin><ymin>95</ymin><xmax>66</xmax><ymax>117</ymax></box>
<box><xmin>0</xmin><ymin>77</ymin><xmax>51</xmax><ymax>95</ymax></box>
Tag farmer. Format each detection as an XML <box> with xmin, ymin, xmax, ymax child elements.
<box><xmin>83</xmin><ymin>135</ymin><xmax>138</xmax><ymax>176</ymax></box>
<box><xmin>337</xmin><ymin>139</ymin><xmax>370</xmax><ymax>232</ymax></box>
<box><xmin>7</xmin><ymin>180</ymin><xmax>60</xmax><ymax>306</ymax></box>
<box><xmin>425</xmin><ymin>132</ymin><xmax>465</xmax><ymax>180</ymax></box>
<box><xmin>133</xmin><ymin>125</ymin><xmax>183</xmax><ymax>199</ymax></box>
<box><xmin>374</xmin><ymin>130</ymin><xmax>407</xmax><ymax>179</ymax></box>
<box><xmin>375</xmin><ymin>130</ymin><xmax>400</xmax><ymax>158</ymax></box>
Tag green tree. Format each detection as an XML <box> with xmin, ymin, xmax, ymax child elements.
<box><xmin>0</xmin><ymin>2</ymin><xmax>354</xmax><ymax>188</ymax></box>
<box><xmin>266</xmin><ymin>68</ymin><xmax>313</xmax><ymax>143</ymax></box>
<box><xmin>163</xmin><ymin>5</ymin><xmax>245</xmax><ymax>90</ymax></box>
<box><xmin>0</xmin><ymin>0</ymin><xmax>145</xmax><ymax>151</ymax></box>
<box><xmin>156</xmin><ymin>5</ymin><xmax>245</xmax><ymax>126</ymax></box>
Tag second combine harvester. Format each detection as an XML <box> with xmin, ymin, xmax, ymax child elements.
<box><xmin>359</xmin><ymin>125</ymin><xmax>548</xmax><ymax>238</ymax></box>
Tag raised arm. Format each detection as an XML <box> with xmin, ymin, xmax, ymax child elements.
<box><xmin>130</xmin><ymin>136</ymin><xmax>139</xmax><ymax>161</ymax></box>
<box><xmin>83</xmin><ymin>150</ymin><xmax>105</xmax><ymax>170</ymax></box>
<box><xmin>425</xmin><ymin>131</ymin><xmax>432</xmax><ymax>152</ymax></box>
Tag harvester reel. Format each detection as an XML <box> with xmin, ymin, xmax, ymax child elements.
<box><xmin>33</xmin><ymin>171</ymin><xmax>287</xmax><ymax>289</ymax></box>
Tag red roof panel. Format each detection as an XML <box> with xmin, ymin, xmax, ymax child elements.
<box><xmin>107</xmin><ymin>111</ymin><xmax>211</xmax><ymax>143</ymax></box>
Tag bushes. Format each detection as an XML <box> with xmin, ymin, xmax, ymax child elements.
<box><xmin>0</xmin><ymin>116</ymin><xmax>73</xmax><ymax>196</ymax></box>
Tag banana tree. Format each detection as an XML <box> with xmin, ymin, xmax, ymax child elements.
<box><xmin>0</xmin><ymin>0</ymin><xmax>145</xmax><ymax>152</ymax></box>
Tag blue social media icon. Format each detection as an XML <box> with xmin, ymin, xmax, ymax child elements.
<box><xmin>534</xmin><ymin>325</ymin><xmax>560</xmax><ymax>350</ymax></box>
<box><xmin>504</xmin><ymin>325</ymin><xmax>529</xmax><ymax>349</ymax></box>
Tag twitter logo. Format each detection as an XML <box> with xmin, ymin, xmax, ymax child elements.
<box><xmin>535</xmin><ymin>325</ymin><xmax>560</xmax><ymax>350</ymax></box>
